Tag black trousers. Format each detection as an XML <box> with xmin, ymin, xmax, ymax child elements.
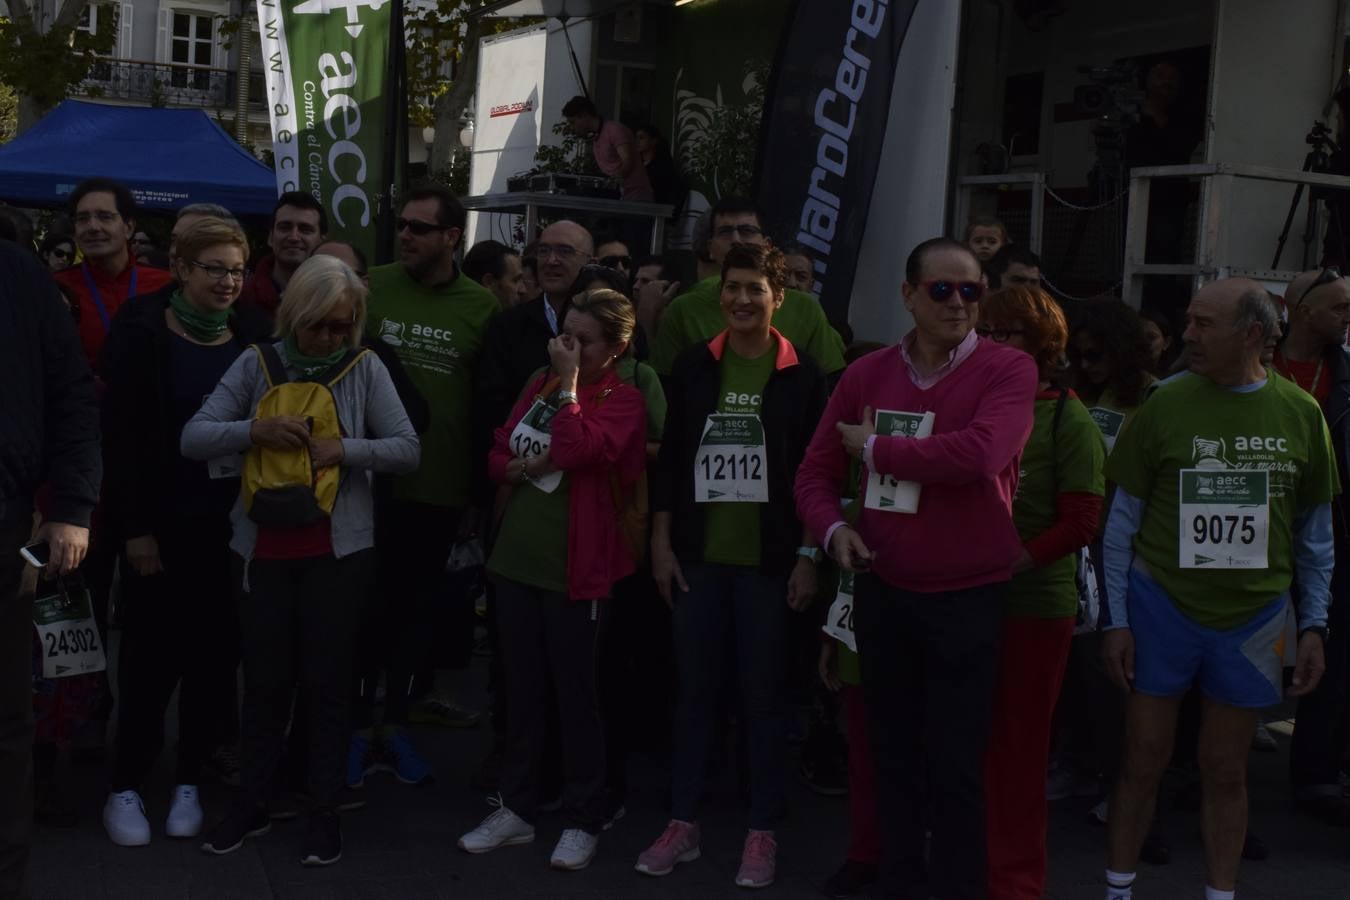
<box><xmin>1291</xmin><ymin>572</ymin><xmax>1350</xmax><ymax>790</ymax></box>
<box><xmin>113</xmin><ymin>518</ymin><xmax>237</xmax><ymax>789</ymax></box>
<box><xmin>495</xmin><ymin>577</ymin><xmax>607</xmax><ymax>833</ymax></box>
<box><xmin>240</xmin><ymin>550</ymin><xmax>370</xmax><ymax>811</ymax></box>
<box><xmin>0</xmin><ymin>516</ymin><xmax>33</xmax><ymax>900</ymax></box>
<box><xmin>854</xmin><ymin>575</ymin><xmax>1005</xmax><ymax>900</ymax></box>
<box><xmin>353</xmin><ymin>501</ymin><xmax>458</xmax><ymax>727</ymax></box>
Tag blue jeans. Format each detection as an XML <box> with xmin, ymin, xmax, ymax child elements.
<box><xmin>670</xmin><ymin>562</ymin><xmax>788</xmax><ymax>829</ymax></box>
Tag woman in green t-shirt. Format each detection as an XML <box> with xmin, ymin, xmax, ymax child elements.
<box><xmin>638</xmin><ymin>243</ymin><xmax>826</xmax><ymax>889</ymax></box>
<box><xmin>1069</xmin><ymin>300</ymin><xmax>1157</xmax><ymax>454</ymax></box>
<box><xmin>975</xmin><ymin>285</ymin><xmax>1107</xmax><ymax>900</ymax></box>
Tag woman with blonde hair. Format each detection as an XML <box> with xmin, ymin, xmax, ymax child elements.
<box><xmin>457</xmin><ymin>288</ymin><xmax>647</xmax><ymax>872</ymax></box>
<box><xmin>975</xmin><ymin>284</ymin><xmax>1106</xmax><ymax>900</ymax></box>
<box><xmin>98</xmin><ymin>216</ymin><xmax>271</xmax><ymax>848</ymax></box>
<box><xmin>182</xmin><ymin>253</ymin><xmax>419</xmax><ymax>866</ymax></box>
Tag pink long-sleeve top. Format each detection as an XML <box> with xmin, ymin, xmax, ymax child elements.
<box><xmin>794</xmin><ymin>337</ymin><xmax>1038</xmax><ymax>594</ymax></box>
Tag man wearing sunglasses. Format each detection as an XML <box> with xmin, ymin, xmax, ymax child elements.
<box><xmin>651</xmin><ymin>196</ymin><xmax>844</xmax><ymax>379</ymax></box>
<box><xmin>1271</xmin><ymin>268</ymin><xmax>1350</xmax><ymax>829</ymax></box>
<box><xmin>54</xmin><ymin>177</ymin><xmax>173</xmax><ymax>371</ymax></box>
<box><xmin>361</xmin><ymin>184</ymin><xmax>501</xmax><ymax>779</ymax></box>
<box><xmin>595</xmin><ymin>237</ymin><xmax>632</xmax><ymax>281</ymax></box>
<box><xmin>1100</xmin><ymin>279</ymin><xmax>1336</xmax><ymax>900</ymax></box>
<box><xmin>795</xmin><ymin>237</ymin><xmax>1038</xmax><ymax>900</ymax></box>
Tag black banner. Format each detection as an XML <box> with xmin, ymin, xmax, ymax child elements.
<box><xmin>755</xmin><ymin>0</ymin><xmax>916</xmax><ymax>323</ymax></box>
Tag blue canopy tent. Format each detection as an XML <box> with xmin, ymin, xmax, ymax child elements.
<box><xmin>0</xmin><ymin>100</ymin><xmax>278</xmax><ymax>216</ymax></box>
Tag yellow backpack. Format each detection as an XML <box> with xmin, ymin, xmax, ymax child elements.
<box><xmin>241</xmin><ymin>342</ymin><xmax>368</xmax><ymax>527</ymax></box>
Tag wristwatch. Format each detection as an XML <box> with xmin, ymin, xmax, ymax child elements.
<box><xmin>558</xmin><ymin>390</ymin><xmax>579</xmax><ymax>406</ymax></box>
<box><xmin>1300</xmin><ymin>625</ymin><xmax>1329</xmax><ymax>641</ymax></box>
<box><xmin>796</xmin><ymin>546</ymin><xmax>823</xmax><ymax>564</ymax></box>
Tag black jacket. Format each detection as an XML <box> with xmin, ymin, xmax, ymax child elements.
<box><xmin>1324</xmin><ymin>348</ymin><xmax>1350</xmax><ymax>540</ymax></box>
<box><xmin>0</xmin><ymin>243</ymin><xmax>101</xmax><ymax>528</ymax></box>
<box><xmin>97</xmin><ymin>285</ymin><xmax>273</xmax><ymax>539</ymax></box>
<box><xmin>652</xmin><ymin>337</ymin><xmax>826</xmax><ymax>575</ymax></box>
<box><xmin>478</xmin><ymin>295</ymin><xmax>562</xmax><ymax>434</ymax></box>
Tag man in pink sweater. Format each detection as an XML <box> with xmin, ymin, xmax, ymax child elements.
<box><xmin>795</xmin><ymin>237</ymin><xmax>1038</xmax><ymax>900</ymax></box>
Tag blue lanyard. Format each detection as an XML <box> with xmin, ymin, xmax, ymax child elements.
<box><xmin>80</xmin><ymin>263</ymin><xmax>137</xmax><ymax>333</ymax></box>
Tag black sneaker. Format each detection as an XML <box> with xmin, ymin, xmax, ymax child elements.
<box><xmin>301</xmin><ymin>810</ymin><xmax>342</xmax><ymax>866</ymax></box>
<box><xmin>202</xmin><ymin>745</ymin><xmax>242</xmax><ymax>788</ymax></box>
<box><xmin>201</xmin><ymin>804</ymin><xmax>271</xmax><ymax>855</ymax></box>
<box><xmin>822</xmin><ymin>860</ymin><xmax>878</xmax><ymax>897</ymax></box>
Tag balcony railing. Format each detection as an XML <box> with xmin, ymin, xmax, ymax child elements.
<box><xmin>76</xmin><ymin>58</ymin><xmax>266</xmax><ymax>111</ymax></box>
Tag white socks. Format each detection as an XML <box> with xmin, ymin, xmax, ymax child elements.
<box><xmin>1105</xmin><ymin>870</ymin><xmax>1135</xmax><ymax>899</ymax></box>
<box><xmin>1205</xmin><ymin>888</ymin><xmax>1235</xmax><ymax>900</ymax></box>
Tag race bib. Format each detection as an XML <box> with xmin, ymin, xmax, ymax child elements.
<box><xmin>1178</xmin><ymin>468</ymin><xmax>1269</xmax><ymax>569</ymax></box>
<box><xmin>822</xmin><ymin>570</ymin><xmax>857</xmax><ymax>652</ymax></box>
<box><xmin>694</xmin><ymin>414</ymin><xmax>768</xmax><ymax>503</ymax></box>
<box><xmin>1088</xmin><ymin>407</ymin><xmax>1126</xmax><ymax>453</ymax></box>
<box><xmin>509</xmin><ymin>397</ymin><xmax>563</xmax><ymax>494</ymax></box>
<box><xmin>863</xmin><ymin>410</ymin><xmax>935</xmax><ymax>513</ymax></box>
<box><xmin>33</xmin><ymin>583</ymin><xmax>106</xmax><ymax>679</ymax></box>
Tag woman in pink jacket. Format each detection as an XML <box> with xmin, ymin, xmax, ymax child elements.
<box><xmin>457</xmin><ymin>288</ymin><xmax>647</xmax><ymax>872</ymax></box>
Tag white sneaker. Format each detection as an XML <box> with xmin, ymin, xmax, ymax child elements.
<box><xmin>103</xmin><ymin>790</ymin><xmax>151</xmax><ymax>846</ymax></box>
<box><xmin>550</xmin><ymin>828</ymin><xmax>598</xmax><ymax>870</ymax></box>
<box><xmin>1088</xmin><ymin>797</ymin><xmax>1109</xmax><ymax>825</ymax></box>
<box><xmin>457</xmin><ymin>800</ymin><xmax>535</xmax><ymax>854</ymax></box>
<box><xmin>166</xmin><ymin>785</ymin><xmax>203</xmax><ymax>838</ymax></box>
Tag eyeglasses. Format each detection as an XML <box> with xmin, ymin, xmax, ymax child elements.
<box><xmin>975</xmin><ymin>325</ymin><xmax>1024</xmax><ymax>342</ymax></box>
<box><xmin>303</xmin><ymin>317</ymin><xmax>355</xmax><ymax>337</ymax></box>
<box><xmin>919</xmin><ymin>280</ymin><xmax>985</xmax><ymax>303</ymax></box>
<box><xmin>713</xmin><ymin>224</ymin><xmax>764</xmax><ymax>240</ymax></box>
<box><xmin>536</xmin><ymin>243</ymin><xmax>582</xmax><ymax>261</ymax></box>
<box><xmin>396</xmin><ymin>217</ymin><xmax>450</xmax><ymax>236</ymax></box>
<box><xmin>74</xmin><ymin>211</ymin><xmax>121</xmax><ymax>225</ymax></box>
<box><xmin>599</xmin><ymin>254</ymin><xmax>631</xmax><ymax>270</ymax></box>
<box><xmin>189</xmin><ymin>260</ymin><xmax>246</xmax><ymax>283</ymax></box>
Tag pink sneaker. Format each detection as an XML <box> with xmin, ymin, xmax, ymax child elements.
<box><xmin>634</xmin><ymin>819</ymin><xmax>701</xmax><ymax>876</ymax></box>
<box><xmin>735</xmin><ymin>829</ymin><xmax>777</xmax><ymax>889</ymax></box>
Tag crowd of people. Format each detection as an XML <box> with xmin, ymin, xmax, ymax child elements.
<box><xmin>2</xmin><ymin>177</ymin><xmax>1350</xmax><ymax>900</ymax></box>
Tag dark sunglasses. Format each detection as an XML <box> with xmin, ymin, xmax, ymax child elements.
<box><xmin>599</xmin><ymin>254</ymin><xmax>632</xmax><ymax>270</ymax></box>
<box><xmin>919</xmin><ymin>280</ymin><xmax>985</xmax><ymax>303</ymax></box>
<box><xmin>397</xmin><ymin>217</ymin><xmax>450</xmax><ymax>236</ymax></box>
<box><xmin>975</xmin><ymin>325</ymin><xmax>1024</xmax><ymax>343</ymax></box>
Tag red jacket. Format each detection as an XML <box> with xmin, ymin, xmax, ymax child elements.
<box><xmin>490</xmin><ymin>367</ymin><xmax>647</xmax><ymax>600</ymax></box>
<box><xmin>236</xmin><ymin>255</ymin><xmax>283</xmax><ymax>319</ymax></box>
<box><xmin>55</xmin><ymin>259</ymin><xmax>173</xmax><ymax>371</ymax></box>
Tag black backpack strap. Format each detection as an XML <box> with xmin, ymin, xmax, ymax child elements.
<box><xmin>319</xmin><ymin>348</ymin><xmax>369</xmax><ymax>386</ymax></box>
<box><xmin>252</xmin><ymin>342</ymin><xmax>290</xmax><ymax>389</ymax></box>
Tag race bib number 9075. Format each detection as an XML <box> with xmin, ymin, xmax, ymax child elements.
<box><xmin>1178</xmin><ymin>468</ymin><xmax>1269</xmax><ymax>570</ymax></box>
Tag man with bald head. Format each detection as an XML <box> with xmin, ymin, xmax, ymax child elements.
<box><xmin>1100</xmin><ymin>279</ymin><xmax>1338</xmax><ymax>900</ymax></box>
<box><xmin>478</xmin><ymin>219</ymin><xmax>595</xmax><ymax>436</ymax></box>
<box><xmin>1275</xmin><ymin>269</ymin><xmax>1350</xmax><ymax>825</ymax></box>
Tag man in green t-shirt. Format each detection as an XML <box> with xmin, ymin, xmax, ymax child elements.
<box><xmin>357</xmin><ymin>184</ymin><xmax>501</xmax><ymax>781</ymax></box>
<box><xmin>1098</xmin><ymin>279</ymin><xmax>1337</xmax><ymax>900</ymax></box>
<box><xmin>650</xmin><ymin>197</ymin><xmax>845</xmax><ymax>377</ymax></box>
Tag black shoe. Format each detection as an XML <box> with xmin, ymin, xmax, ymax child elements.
<box><xmin>822</xmin><ymin>860</ymin><xmax>878</xmax><ymax>897</ymax></box>
<box><xmin>269</xmin><ymin>790</ymin><xmax>303</xmax><ymax>822</ymax></box>
<box><xmin>1294</xmin><ymin>789</ymin><xmax>1350</xmax><ymax>826</ymax></box>
<box><xmin>201</xmin><ymin>745</ymin><xmax>242</xmax><ymax>788</ymax></box>
<box><xmin>200</xmin><ymin>804</ymin><xmax>271</xmax><ymax>855</ymax></box>
<box><xmin>1139</xmin><ymin>828</ymin><xmax>1171</xmax><ymax>865</ymax></box>
<box><xmin>302</xmin><ymin>810</ymin><xmax>342</xmax><ymax>866</ymax></box>
<box><xmin>1242</xmin><ymin>831</ymin><xmax>1269</xmax><ymax>861</ymax></box>
<box><xmin>800</xmin><ymin>757</ymin><xmax>849</xmax><ymax>797</ymax></box>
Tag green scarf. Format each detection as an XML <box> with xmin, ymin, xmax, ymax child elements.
<box><xmin>168</xmin><ymin>290</ymin><xmax>231</xmax><ymax>342</ymax></box>
<box><xmin>284</xmin><ymin>334</ymin><xmax>348</xmax><ymax>379</ymax></box>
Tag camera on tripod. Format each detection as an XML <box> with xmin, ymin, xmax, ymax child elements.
<box><xmin>1306</xmin><ymin>120</ymin><xmax>1337</xmax><ymax>171</ymax></box>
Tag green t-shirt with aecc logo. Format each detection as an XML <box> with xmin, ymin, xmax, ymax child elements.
<box><xmin>701</xmin><ymin>344</ymin><xmax>776</xmax><ymax>567</ymax></box>
<box><xmin>367</xmin><ymin>264</ymin><xmax>500</xmax><ymax>508</ymax></box>
<box><xmin>651</xmin><ymin>275</ymin><xmax>845</xmax><ymax>377</ymax></box>
<box><xmin>1106</xmin><ymin>372</ymin><xmax>1339</xmax><ymax>630</ymax></box>
<box><xmin>1006</xmin><ymin>391</ymin><xmax>1106</xmax><ymax>619</ymax></box>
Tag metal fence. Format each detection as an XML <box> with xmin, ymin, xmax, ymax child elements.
<box><xmin>76</xmin><ymin>59</ymin><xmax>265</xmax><ymax>111</ymax></box>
